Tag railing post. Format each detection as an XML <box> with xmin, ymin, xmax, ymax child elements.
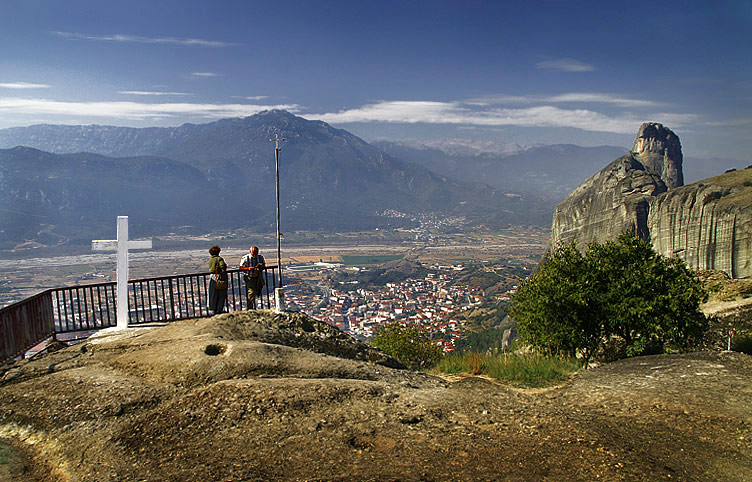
<box><xmin>51</xmin><ymin>290</ymin><xmax>58</xmax><ymax>342</ymax></box>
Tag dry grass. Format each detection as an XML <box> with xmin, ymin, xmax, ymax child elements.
<box><xmin>435</xmin><ymin>352</ymin><xmax>581</xmax><ymax>388</ymax></box>
<box><xmin>701</xmin><ymin>270</ymin><xmax>752</xmax><ymax>303</ymax></box>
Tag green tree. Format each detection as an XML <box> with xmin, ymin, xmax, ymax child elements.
<box><xmin>588</xmin><ymin>233</ymin><xmax>708</xmax><ymax>356</ymax></box>
<box><xmin>509</xmin><ymin>242</ymin><xmax>603</xmax><ymax>367</ymax></box>
<box><xmin>370</xmin><ymin>322</ymin><xmax>443</xmax><ymax>370</ymax></box>
<box><xmin>510</xmin><ymin>232</ymin><xmax>709</xmax><ymax>367</ymax></box>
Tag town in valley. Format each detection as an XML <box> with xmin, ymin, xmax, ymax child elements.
<box><xmin>1</xmin><ymin>225</ymin><xmax>548</xmax><ymax>352</ymax></box>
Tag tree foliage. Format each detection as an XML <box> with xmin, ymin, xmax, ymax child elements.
<box><xmin>509</xmin><ymin>232</ymin><xmax>709</xmax><ymax>367</ymax></box>
<box><xmin>453</xmin><ymin>327</ymin><xmax>509</xmax><ymax>355</ymax></box>
<box><xmin>370</xmin><ymin>322</ymin><xmax>443</xmax><ymax>370</ymax></box>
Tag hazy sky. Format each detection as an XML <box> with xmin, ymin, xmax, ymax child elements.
<box><xmin>1</xmin><ymin>0</ymin><xmax>750</xmax><ymax>160</ymax></box>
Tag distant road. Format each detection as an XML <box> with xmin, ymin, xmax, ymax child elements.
<box><xmin>1</xmin><ymin>245</ymin><xmax>412</xmax><ymax>269</ymax></box>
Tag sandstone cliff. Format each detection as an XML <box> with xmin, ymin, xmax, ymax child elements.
<box><xmin>649</xmin><ymin>169</ymin><xmax>752</xmax><ymax>277</ymax></box>
<box><xmin>550</xmin><ymin>153</ymin><xmax>668</xmax><ymax>247</ymax></box>
<box><xmin>551</xmin><ymin>122</ymin><xmax>752</xmax><ymax>278</ymax></box>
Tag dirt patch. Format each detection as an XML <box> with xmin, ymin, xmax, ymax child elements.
<box><xmin>0</xmin><ymin>311</ymin><xmax>750</xmax><ymax>481</ymax></box>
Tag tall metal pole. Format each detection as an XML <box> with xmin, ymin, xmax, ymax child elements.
<box><xmin>270</xmin><ymin>135</ymin><xmax>286</xmax><ymax>312</ymax></box>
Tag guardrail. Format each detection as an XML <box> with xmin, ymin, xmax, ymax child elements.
<box><xmin>0</xmin><ymin>266</ymin><xmax>280</xmax><ymax>364</ymax></box>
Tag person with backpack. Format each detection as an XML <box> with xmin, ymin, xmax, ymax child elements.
<box><xmin>239</xmin><ymin>245</ymin><xmax>266</xmax><ymax>309</ymax></box>
<box><xmin>208</xmin><ymin>244</ymin><xmax>228</xmax><ymax>314</ymax></box>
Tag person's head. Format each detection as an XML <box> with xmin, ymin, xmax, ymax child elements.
<box><xmin>209</xmin><ymin>245</ymin><xmax>221</xmax><ymax>256</ymax></box>
<box><xmin>250</xmin><ymin>246</ymin><xmax>259</xmax><ymax>256</ymax></box>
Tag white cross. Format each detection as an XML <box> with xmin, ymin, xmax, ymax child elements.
<box><xmin>92</xmin><ymin>216</ymin><xmax>152</xmax><ymax>330</ymax></box>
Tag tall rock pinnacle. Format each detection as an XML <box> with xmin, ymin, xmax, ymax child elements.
<box><xmin>631</xmin><ymin>122</ymin><xmax>684</xmax><ymax>189</ymax></box>
<box><xmin>550</xmin><ymin>123</ymin><xmax>681</xmax><ymax>250</ymax></box>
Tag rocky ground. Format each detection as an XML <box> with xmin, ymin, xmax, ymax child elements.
<box><xmin>0</xmin><ymin>310</ymin><xmax>750</xmax><ymax>482</ymax></box>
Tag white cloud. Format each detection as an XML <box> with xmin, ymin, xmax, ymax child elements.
<box><xmin>469</xmin><ymin>93</ymin><xmax>659</xmax><ymax>108</ymax></box>
<box><xmin>546</xmin><ymin>93</ymin><xmax>659</xmax><ymax>108</ymax></box>
<box><xmin>0</xmin><ymin>95</ymin><xmax>697</xmax><ymax>136</ymax></box>
<box><xmin>118</xmin><ymin>91</ymin><xmax>193</xmax><ymax>96</ymax></box>
<box><xmin>310</xmin><ymin>100</ymin><xmax>693</xmax><ymax>134</ymax></box>
<box><xmin>0</xmin><ymin>97</ymin><xmax>300</xmax><ymax>121</ymax></box>
<box><xmin>54</xmin><ymin>31</ymin><xmax>237</xmax><ymax>47</ymax></box>
<box><xmin>702</xmin><ymin>117</ymin><xmax>752</xmax><ymax>127</ymax></box>
<box><xmin>314</xmin><ymin>101</ymin><xmax>464</xmax><ymax>125</ymax></box>
<box><xmin>246</xmin><ymin>95</ymin><xmax>269</xmax><ymax>101</ymax></box>
<box><xmin>465</xmin><ymin>95</ymin><xmax>534</xmax><ymax>106</ymax></box>
<box><xmin>536</xmin><ymin>58</ymin><xmax>595</xmax><ymax>72</ymax></box>
<box><xmin>643</xmin><ymin>112</ymin><xmax>701</xmax><ymax>127</ymax></box>
<box><xmin>191</xmin><ymin>72</ymin><xmax>219</xmax><ymax>78</ymax></box>
<box><xmin>0</xmin><ymin>82</ymin><xmax>51</xmax><ymax>89</ymax></box>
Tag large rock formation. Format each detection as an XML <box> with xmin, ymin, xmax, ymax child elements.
<box><xmin>551</xmin><ymin>122</ymin><xmax>677</xmax><ymax>248</ymax></box>
<box><xmin>552</xmin><ymin>122</ymin><xmax>752</xmax><ymax>278</ymax></box>
<box><xmin>648</xmin><ymin>170</ymin><xmax>752</xmax><ymax>277</ymax></box>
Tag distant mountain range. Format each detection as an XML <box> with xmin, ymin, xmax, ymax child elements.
<box><xmin>1</xmin><ymin>111</ymin><xmax>740</xmax><ymax>251</ymax></box>
<box><xmin>372</xmin><ymin>139</ymin><xmax>629</xmax><ymax>199</ymax></box>
<box><xmin>0</xmin><ymin>147</ymin><xmax>230</xmax><ymax>247</ymax></box>
<box><xmin>0</xmin><ymin>111</ymin><xmax>554</xmax><ymax>249</ymax></box>
<box><xmin>371</xmin><ymin>139</ymin><xmax>743</xmax><ymax>189</ymax></box>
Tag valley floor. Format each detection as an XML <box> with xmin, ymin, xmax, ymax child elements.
<box><xmin>0</xmin><ymin>227</ymin><xmax>549</xmax><ymax>307</ymax></box>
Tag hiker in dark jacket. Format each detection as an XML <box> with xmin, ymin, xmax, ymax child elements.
<box><xmin>208</xmin><ymin>244</ymin><xmax>228</xmax><ymax>314</ymax></box>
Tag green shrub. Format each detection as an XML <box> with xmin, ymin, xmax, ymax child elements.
<box><xmin>453</xmin><ymin>327</ymin><xmax>508</xmax><ymax>354</ymax></box>
<box><xmin>743</xmin><ymin>181</ymin><xmax>752</xmax><ymax>187</ymax></box>
<box><xmin>370</xmin><ymin>322</ymin><xmax>443</xmax><ymax>370</ymax></box>
<box><xmin>704</xmin><ymin>191</ymin><xmax>724</xmax><ymax>204</ymax></box>
<box><xmin>0</xmin><ymin>440</ymin><xmax>14</xmax><ymax>466</ymax></box>
<box><xmin>731</xmin><ymin>333</ymin><xmax>752</xmax><ymax>355</ymax></box>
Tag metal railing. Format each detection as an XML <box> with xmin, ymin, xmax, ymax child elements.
<box><xmin>0</xmin><ymin>291</ymin><xmax>56</xmax><ymax>365</ymax></box>
<box><xmin>1</xmin><ymin>266</ymin><xmax>279</xmax><ymax>364</ymax></box>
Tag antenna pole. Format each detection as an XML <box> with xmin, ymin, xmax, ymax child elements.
<box><xmin>270</xmin><ymin>134</ymin><xmax>286</xmax><ymax>312</ymax></box>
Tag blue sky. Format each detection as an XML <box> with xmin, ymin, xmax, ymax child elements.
<box><xmin>0</xmin><ymin>0</ymin><xmax>750</xmax><ymax>160</ymax></box>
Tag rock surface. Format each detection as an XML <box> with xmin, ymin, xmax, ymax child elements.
<box><xmin>552</xmin><ymin>122</ymin><xmax>752</xmax><ymax>277</ymax></box>
<box><xmin>551</xmin><ymin>152</ymin><xmax>668</xmax><ymax>247</ymax></box>
<box><xmin>631</xmin><ymin>122</ymin><xmax>684</xmax><ymax>189</ymax></box>
<box><xmin>0</xmin><ymin>310</ymin><xmax>750</xmax><ymax>481</ymax></box>
<box><xmin>649</xmin><ymin>169</ymin><xmax>752</xmax><ymax>277</ymax></box>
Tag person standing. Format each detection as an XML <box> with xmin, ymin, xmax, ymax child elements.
<box><xmin>239</xmin><ymin>246</ymin><xmax>265</xmax><ymax>309</ymax></box>
<box><xmin>208</xmin><ymin>244</ymin><xmax>228</xmax><ymax>314</ymax></box>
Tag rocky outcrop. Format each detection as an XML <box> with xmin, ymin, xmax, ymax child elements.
<box><xmin>551</xmin><ymin>153</ymin><xmax>667</xmax><ymax>247</ymax></box>
<box><xmin>1</xmin><ymin>306</ymin><xmax>750</xmax><ymax>481</ymax></box>
<box><xmin>552</xmin><ymin>122</ymin><xmax>752</xmax><ymax>278</ymax></box>
<box><xmin>551</xmin><ymin>122</ymin><xmax>678</xmax><ymax>248</ymax></box>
